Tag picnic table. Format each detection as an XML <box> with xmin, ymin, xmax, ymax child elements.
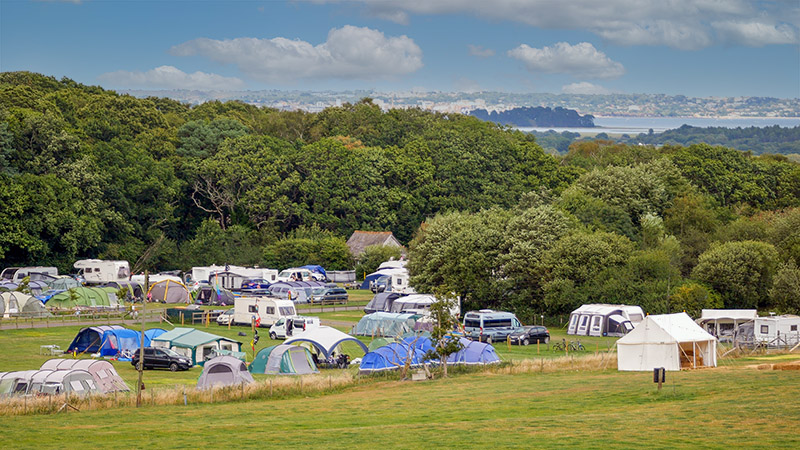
<box><xmin>40</xmin><ymin>345</ymin><xmax>64</xmax><ymax>356</ymax></box>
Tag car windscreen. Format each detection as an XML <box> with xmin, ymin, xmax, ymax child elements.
<box><xmin>161</xmin><ymin>348</ymin><xmax>182</xmax><ymax>358</ymax></box>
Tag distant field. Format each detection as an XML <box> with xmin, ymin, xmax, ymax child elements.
<box><xmin>3</xmin><ymin>358</ymin><xmax>799</xmax><ymax>449</ymax></box>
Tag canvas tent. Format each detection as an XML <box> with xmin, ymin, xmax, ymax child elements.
<box><xmin>359</xmin><ymin>337</ymin><xmax>434</xmax><ymax>373</ymax></box>
<box><xmin>98</xmin><ymin>327</ymin><xmax>167</xmax><ymax>359</ymax></box>
<box><xmin>285</xmin><ymin>326</ymin><xmax>368</xmax><ymax>359</ymax></box>
<box><xmin>446</xmin><ymin>338</ymin><xmax>501</xmax><ymax>366</ymax></box>
<box><xmin>364</xmin><ymin>292</ymin><xmax>403</xmax><ymax>314</ymax></box>
<box><xmin>249</xmin><ymin>345</ymin><xmax>319</xmax><ymax>375</ymax></box>
<box><xmin>0</xmin><ymin>369</ymin><xmax>99</xmax><ymax>396</ymax></box>
<box><xmin>152</xmin><ymin>327</ymin><xmax>241</xmax><ymax>365</ymax></box>
<box><xmin>40</xmin><ymin>359</ymin><xmax>129</xmax><ymax>393</ymax></box>
<box><xmin>352</xmin><ymin>312</ymin><xmax>419</xmax><ymax>337</ymax></box>
<box><xmin>67</xmin><ymin>325</ymin><xmax>126</xmax><ymax>354</ymax></box>
<box><xmin>46</xmin><ymin>286</ymin><xmax>122</xmax><ymax>309</ymax></box>
<box><xmin>0</xmin><ymin>291</ymin><xmax>50</xmax><ymax>318</ymax></box>
<box><xmin>567</xmin><ymin>304</ymin><xmax>645</xmax><ymax>337</ymax></box>
<box><xmin>147</xmin><ymin>280</ymin><xmax>190</xmax><ymax>304</ymax></box>
<box><xmin>196</xmin><ymin>355</ymin><xmax>254</xmax><ymax>390</ymax></box>
<box><xmin>617</xmin><ymin>313</ymin><xmax>717</xmax><ymax>371</ymax></box>
<box><xmin>195</xmin><ymin>286</ymin><xmax>236</xmax><ymax>305</ymax></box>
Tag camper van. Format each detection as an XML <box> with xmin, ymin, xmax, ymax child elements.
<box><xmin>463</xmin><ymin>310</ymin><xmax>523</xmax><ymax>343</ymax></box>
<box><xmin>268</xmin><ymin>316</ymin><xmax>321</xmax><ymax>339</ymax></box>
<box><xmin>232</xmin><ymin>297</ymin><xmax>297</xmax><ymax>328</ymax></box>
<box><xmin>73</xmin><ymin>260</ymin><xmax>130</xmax><ymax>284</ymax></box>
<box><xmin>276</xmin><ymin>268</ymin><xmax>315</xmax><ymax>282</ymax></box>
<box><xmin>0</xmin><ymin>267</ymin><xmax>58</xmax><ymax>283</ymax></box>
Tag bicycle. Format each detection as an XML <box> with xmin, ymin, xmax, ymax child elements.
<box><xmin>552</xmin><ymin>339</ymin><xmax>566</xmax><ymax>351</ymax></box>
<box><xmin>568</xmin><ymin>339</ymin><xmax>585</xmax><ymax>352</ymax></box>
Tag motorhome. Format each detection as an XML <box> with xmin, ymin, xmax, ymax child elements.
<box><xmin>73</xmin><ymin>259</ymin><xmax>130</xmax><ymax>284</ymax></box>
<box><xmin>463</xmin><ymin>310</ymin><xmax>523</xmax><ymax>343</ymax></box>
<box><xmin>232</xmin><ymin>297</ymin><xmax>297</xmax><ymax>328</ymax></box>
<box><xmin>0</xmin><ymin>267</ymin><xmax>58</xmax><ymax>283</ymax></box>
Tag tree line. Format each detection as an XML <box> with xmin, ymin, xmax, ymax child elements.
<box><xmin>2</xmin><ymin>72</ymin><xmax>799</xmax><ymax>319</ymax></box>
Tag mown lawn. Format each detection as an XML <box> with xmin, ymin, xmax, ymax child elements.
<box><xmin>2</xmin><ymin>362</ymin><xmax>799</xmax><ymax>449</ymax></box>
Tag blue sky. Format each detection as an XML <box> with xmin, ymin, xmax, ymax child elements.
<box><xmin>1</xmin><ymin>0</ymin><xmax>798</xmax><ymax>98</ymax></box>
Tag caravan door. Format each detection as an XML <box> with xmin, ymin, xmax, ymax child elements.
<box><xmin>567</xmin><ymin>313</ymin><xmax>580</xmax><ymax>334</ymax></box>
<box><xmin>576</xmin><ymin>315</ymin><xmax>591</xmax><ymax>335</ymax></box>
<box><xmin>589</xmin><ymin>315</ymin><xmax>604</xmax><ymax>337</ymax></box>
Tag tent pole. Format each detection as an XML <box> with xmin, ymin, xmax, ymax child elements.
<box><xmin>136</xmin><ymin>271</ymin><xmax>148</xmax><ymax>408</ymax></box>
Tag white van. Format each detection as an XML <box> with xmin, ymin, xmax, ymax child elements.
<box><xmin>233</xmin><ymin>297</ymin><xmax>297</xmax><ymax>328</ymax></box>
<box><xmin>268</xmin><ymin>316</ymin><xmax>320</xmax><ymax>340</ymax></box>
<box><xmin>73</xmin><ymin>259</ymin><xmax>130</xmax><ymax>283</ymax></box>
<box><xmin>0</xmin><ymin>267</ymin><xmax>59</xmax><ymax>283</ymax></box>
<box><xmin>276</xmin><ymin>268</ymin><xmax>315</xmax><ymax>282</ymax></box>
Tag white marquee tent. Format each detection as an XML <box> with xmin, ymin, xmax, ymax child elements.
<box><xmin>617</xmin><ymin>312</ymin><xmax>717</xmax><ymax>371</ymax></box>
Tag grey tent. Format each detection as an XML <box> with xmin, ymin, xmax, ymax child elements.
<box><xmin>48</xmin><ymin>277</ymin><xmax>81</xmax><ymax>291</ymax></box>
<box><xmin>147</xmin><ymin>280</ymin><xmax>190</xmax><ymax>304</ymax></box>
<box><xmin>1</xmin><ymin>291</ymin><xmax>51</xmax><ymax>318</ymax></box>
<box><xmin>0</xmin><ymin>369</ymin><xmax>98</xmax><ymax>396</ymax></box>
<box><xmin>196</xmin><ymin>355</ymin><xmax>254</xmax><ymax>390</ymax></box>
<box><xmin>364</xmin><ymin>292</ymin><xmax>403</xmax><ymax>314</ymax></box>
<box><xmin>40</xmin><ymin>359</ymin><xmax>129</xmax><ymax>393</ymax></box>
<box><xmin>352</xmin><ymin>312</ymin><xmax>419</xmax><ymax>337</ymax></box>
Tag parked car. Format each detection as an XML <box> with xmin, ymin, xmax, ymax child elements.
<box><xmin>216</xmin><ymin>309</ymin><xmax>235</xmax><ymax>326</ymax></box>
<box><xmin>310</xmin><ymin>286</ymin><xmax>349</xmax><ymax>304</ymax></box>
<box><xmin>370</xmin><ymin>275</ymin><xmax>390</xmax><ymax>293</ymax></box>
<box><xmin>130</xmin><ymin>347</ymin><xmax>192</xmax><ymax>371</ymax></box>
<box><xmin>508</xmin><ymin>326</ymin><xmax>550</xmax><ymax>345</ymax></box>
<box><xmin>240</xmin><ymin>278</ymin><xmax>271</xmax><ymax>293</ymax></box>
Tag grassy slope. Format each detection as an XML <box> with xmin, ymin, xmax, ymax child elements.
<box><xmin>2</xmin><ymin>365</ymin><xmax>799</xmax><ymax>449</ymax></box>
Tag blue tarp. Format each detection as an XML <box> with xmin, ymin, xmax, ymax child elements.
<box><xmin>359</xmin><ymin>337</ymin><xmax>434</xmax><ymax>373</ymax></box>
<box><xmin>446</xmin><ymin>337</ymin><xmax>500</xmax><ymax>365</ymax></box>
<box><xmin>300</xmin><ymin>265</ymin><xmax>327</xmax><ymax>278</ymax></box>
<box><xmin>99</xmin><ymin>328</ymin><xmax>167</xmax><ymax>359</ymax></box>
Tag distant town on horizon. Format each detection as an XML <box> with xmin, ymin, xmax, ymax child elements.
<box><xmin>121</xmin><ymin>88</ymin><xmax>800</xmax><ymax>118</ymax></box>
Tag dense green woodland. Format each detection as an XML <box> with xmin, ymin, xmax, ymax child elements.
<box><xmin>2</xmin><ymin>72</ymin><xmax>800</xmax><ymax>319</ymax></box>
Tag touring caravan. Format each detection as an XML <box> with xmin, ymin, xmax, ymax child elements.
<box><xmin>735</xmin><ymin>315</ymin><xmax>800</xmax><ymax>348</ymax></box>
<box><xmin>567</xmin><ymin>304</ymin><xmax>645</xmax><ymax>337</ymax></box>
<box><xmin>73</xmin><ymin>259</ymin><xmax>130</xmax><ymax>284</ymax></box>
<box><xmin>233</xmin><ymin>297</ymin><xmax>297</xmax><ymax>328</ymax></box>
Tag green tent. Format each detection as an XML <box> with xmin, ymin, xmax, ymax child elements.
<box><xmin>151</xmin><ymin>327</ymin><xmax>242</xmax><ymax>365</ymax></box>
<box><xmin>249</xmin><ymin>345</ymin><xmax>319</xmax><ymax>375</ymax></box>
<box><xmin>45</xmin><ymin>287</ymin><xmax>122</xmax><ymax>309</ymax></box>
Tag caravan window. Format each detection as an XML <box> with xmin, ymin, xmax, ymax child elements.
<box><xmin>279</xmin><ymin>306</ymin><xmax>295</xmax><ymax>316</ymax></box>
<box><xmin>569</xmin><ymin>314</ymin><xmax>579</xmax><ymax>328</ymax></box>
<box><xmin>266</xmin><ymin>307</ymin><xmax>275</xmax><ymax>314</ymax></box>
<box><xmin>484</xmin><ymin>318</ymin><xmax>513</xmax><ymax>328</ymax></box>
<box><xmin>579</xmin><ymin>316</ymin><xmax>589</xmax><ymax>327</ymax></box>
<box><xmin>760</xmin><ymin>325</ymin><xmax>769</xmax><ymax>334</ymax></box>
<box><xmin>464</xmin><ymin>318</ymin><xmax>481</xmax><ymax>328</ymax></box>
<box><xmin>792</xmin><ymin>325</ymin><xmax>798</xmax><ymax>332</ymax></box>
<box><xmin>248</xmin><ymin>305</ymin><xmax>257</xmax><ymax>313</ymax></box>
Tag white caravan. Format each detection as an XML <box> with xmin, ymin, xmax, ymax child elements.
<box><xmin>277</xmin><ymin>268</ymin><xmax>316</xmax><ymax>282</ymax></box>
<box><xmin>189</xmin><ymin>265</ymin><xmax>279</xmax><ymax>289</ymax></box>
<box><xmin>233</xmin><ymin>297</ymin><xmax>297</xmax><ymax>328</ymax></box>
<box><xmin>73</xmin><ymin>259</ymin><xmax>130</xmax><ymax>283</ymax></box>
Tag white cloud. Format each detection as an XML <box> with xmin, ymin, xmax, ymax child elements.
<box><xmin>712</xmin><ymin>21</ymin><xmax>798</xmax><ymax>46</ymax></box>
<box><xmin>561</xmin><ymin>82</ymin><xmax>612</xmax><ymax>95</ymax></box>
<box><xmin>508</xmin><ymin>42</ymin><xmax>625</xmax><ymax>79</ymax></box>
<box><xmin>170</xmin><ymin>25</ymin><xmax>423</xmax><ymax>83</ymax></box>
<box><xmin>468</xmin><ymin>45</ymin><xmax>495</xmax><ymax>58</ymax></box>
<box><xmin>314</xmin><ymin>1</ymin><xmax>799</xmax><ymax>49</ymax></box>
<box><xmin>98</xmin><ymin>66</ymin><xmax>246</xmax><ymax>90</ymax></box>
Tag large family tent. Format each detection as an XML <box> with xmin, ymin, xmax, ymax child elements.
<box><xmin>0</xmin><ymin>370</ymin><xmax>40</xmax><ymax>395</ymax></box>
<box><xmin>195</xmin><ymin>286</ymin><xmax>236</xmax><ymax>305</ymax></box>
<box><xmin>352</xmin><ymin>312</ymin><xmax>419</xmax><ymax>337</ymax></box>
<box><xmin>617</xmin><ymin>312</ymin><xmax>718</xmax><ymax>371</ymax></box>
<box><xmin>48</xmin><ymin>277</ymin><xmax>81</xmax><ymax>291</ymax></box>
<box><xmin>0</xmin><ymin>280</ymin><xmax>50</xmax><ymax>296</ymax></box>
<box><xmin>46</xmin><ymin>286</ymin><xmax>122</xmax><ymax>309</ymax></box>
<box><xmin>567</xmin><ymin>304</ymin><xmax>645</xmax><ymax>337</ymax></box>
<box><xmin>0</xmin><ymin>291</ymin><xmax>50</xmax><ymax>318</ymax></box>
<box><xmin>285</xmin><ymin>326</ymin><xmax>369</xmax><ymax>359</ymax></box>
<box><xmin>152</xmin><ymin>327</ymin><xmax>242</xmax><ymax>365</ymax></box>
<box><xmin>390</xmin><ymin>294</ymin><xmax>436</xmax><ymax>314</ymax></box>
<box><xmin>147</xmin><ymin>280</ymin><xmax>190</xmax><ymax>304</ymax></box>
<box><xmin>98</xmin><ymin>327</ymin><xmax>167</xmax><ymax>359</ymax></box>
<box><xmin>363</xmin><ymin>292</ymin><xmax>403</xmax><ymax>314</ymax></box>
<box><xmin>0</xmin><ymin>369</ymin><xmax>99</xmax><ymax>396</ymax></box>
<box><xmin>40</xmin><ymin>359</ymin><xmax>129</xmax><ymax>393</ymax></box>
<box><xmin>196</xmin><ymin>355</ymin><xmax>254</xmax><ymax>390</ymax></box>
<box><xmin>359</xmin><ymin>337</ymin><xmax>434</xmax><ymax>374</ymax></box>
<box><xmin>67</xmin><ymin>325</ymin><xmax>125</xmax><ymax>354</ymax></box>
<box><xmin>250</xmin><ymin>345</ymin><xmax>319</xmax><ymax>375</ymax></box>
<box><xmin>446</xmin><ymin>338</ymin><xmax>501</xmax><ymax>366</ymax></box>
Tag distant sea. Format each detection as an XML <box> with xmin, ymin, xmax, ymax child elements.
<box><xmin>518</xmin><ymin>116</ymin><xmax>800</xmax><ymax>135</ymax></box>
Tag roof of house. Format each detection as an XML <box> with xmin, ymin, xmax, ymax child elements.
<box><xmin>346</xmin><ymin>231</ymin><xmax>403</xmax><ymax>257</ymax></box>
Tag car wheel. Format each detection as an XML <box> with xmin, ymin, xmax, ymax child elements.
<box><xmin>486</xmin><ymin>336</ymin><xmax>493</xmax><ymax>344</ymax></box>
<box><xmin>169</xmin><ymin>362</ymin><xmax>179</xmax><ymax>372</ymax></box>
<box><xmin>544</xmin><ymin>336</ymin><xmax>550</xmax><ymax>344</ymax></box>
<box><xmin>523</xmin><ymin>338</ymin><xmax>530</xmax><ymax>346</ymax></box>
<box><xmin>269</xmin><ymin>332</ymin><xmax>277</xmax><ymax>340</ymax></box>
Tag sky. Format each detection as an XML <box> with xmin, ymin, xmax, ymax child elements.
<box><xmin>1</xmin><ymin>0</ymin><xmax>799</xmax><ymax>98</ymax></box>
